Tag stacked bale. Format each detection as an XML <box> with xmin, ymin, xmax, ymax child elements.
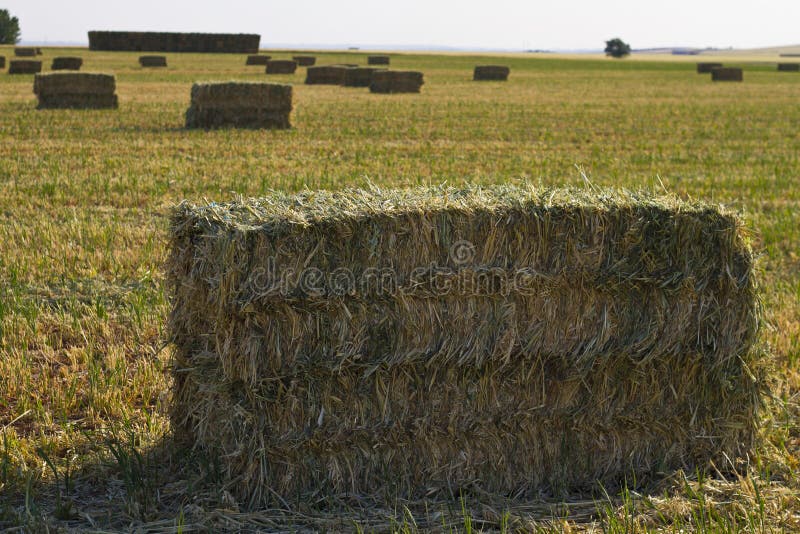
<box><xmin>777</xmin><ymin>63</ymin><xmax>800</xmax><ymax>72</ymax></box>
<box><xmin>473</xmin><ymin>65</ymin><xmax>510</xmax><ymax>81</ymax></box>
<box><xmin>8</xmin><ymin>60</ymin><xmax>42</xmax><ymax>75</ymax></box>
<box><xmin>185</xmin><ymin>82</ymin><xmax>292</xmax><ymax>129</ymax></box>
<box><xmin>88</xmin><ymin>31</ymin><xmax>260</xmax><ymax>53</ymax></box>
<box><xmin>370</xmin><ymin>70</ymin><xmax>424</xmax><ymax>93</ymax></box>
<box><xmin>51</xmin><ymin>57</ymin><xmax>83</xmax><ymax>71</ymax></box>
<box><xmin>305</xmin><ymin>64</ymin><xmax>354</xmax><ymax>85</ymax></box>
<box><xmin>711</xmin><ymin>67</ymin><xmax>743</xmax><ymax>82</ymax></box>
<box><xmin>14</xmin><ymin>47</ymin><xmax>37</xmax><ymax>57</ymax></box>
<box><xmin>697</xmin><ymin>62</ymin><xmax>723</xmax><ymax>74</ymax></box>
<box><xmin>343</xmin><ymin>66</ymin><xmax>384</xmax><ymax>87</ymax></box>
<box><xmin>246</xmin><ymin>55</ymin><xmax>271</xmax><ymax>66</ymax></box>
<box><xmin>293</xmin><ymin>55</ymin><xmax>316</xmax><ymax>66</ymax></box>
<box><xmin>33</xmin><ymin>72</ymin><xmax>118</xmax><ymax>109</ymax></box>
<box><xmin>367</xmin><ymin>55</ymin><xmax>390</xmax><ymax>65</ymax></box>
<box><xmin>139</xmin><ymin>56</ymin><xmax>167</xmax><ymax>67</ymax></box>
<box><xmin>167</xmin><ymin>185</ymin><xmax>764</xmax><ymax>507</ymax></box>
<box><xmin>265</xmin><ymin>60</ymin><xmax>297</xmax><ymax>74</ymax></box>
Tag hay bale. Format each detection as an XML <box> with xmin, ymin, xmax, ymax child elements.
<box><xmin>88</xmin><ymin>31</ymin><xmax>260</xmax><ymax>53</ymax></box>
<box><xmin>51</xmin><ymin>57</ymin><xmax>83</xmax><ymax>71</ymax></box>
<box><xmin>696</xmin><ymin>62</ymin><xmax>723</xmax><ymax>74</ymax></box>
<box><xmin>139</xmin><ymin>55</ymin><xmax>167</xmax><ymax>67</ymax></box>
<box><xmin>293</xmin><ymin>55</ymin><xmax>316</xmax><ymax>66</ymax></box>
<box><xmin>370</xmin><ymin>70</ymin><xmax>424</xmax><ymax>93</ymax></box>
<box><xmin>185</xmin><ymin>82</ymin><xmax>292</xmax><ymax>129</ymax></box>
<box><xmin>167</xmin><ymin>185</ymin><xmax>764</xmax><ymax>507</ymax></box>
<box><xmin>473</xmin><ymin>65</ymin><xmax>510</xmax><ymax>81</ymax></box>
<box><xmin>304</xmin><ymin>64</ymin><xmax>354</xmax><ymax>85</ymax></box>
<box><xmin>343</xmin><ymin>66</ymin><xmax>384</xmax><ymax>87</ymax></box>
<box><xmin>711</xmin><ymin>67</ymin><xmax>743</xmax><ymax>82</ymax></box>
<box><xmin>33</xmin><ymin>72</ymin><xmax>118</xmax><ymax>109</ymax></box>
<box><xmin>8</xmin><ymin>60</ymin><xmax>42</xmax><ymax>75</ymax></box>
<box><xmin>367</xmin><ymin>55</ymin><xmax>390</xmax><ymax>65</ymax></box>
<box><xmin>0</xmin><ymin>56</ymin><xmax>5</xmax><ymax>70</ymax></box>
<box><xmin>777</xmin><ymin>63</ymin><xmax>799</xmax><ymax>72</ymax></box>
<box><xmin>14</xmin><ymin>47</ymin><xmax>37</xmax><ymax>57</ymax></box>
<box><xmin>246</xmin><ymin>55</ymin><xmax>271</xmax><ymax>66</ymax></box>
<box><xmin>265</xmin><ymin>60</ymin><xmax>297</xmax><ymax>74</ymax></box>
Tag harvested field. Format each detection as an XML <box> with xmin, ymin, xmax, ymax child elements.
<box><xmin>697</xmin><ymin>62</ymin><xmax>723</xmax><ymax>73</ymax></box>
<box><xmin>343</xmin><ymin>66</ymin><xmax>384</xmax><ymax>87</ymax></box>
<box><xmin>184</xmin><ymin>81</ymin><xmax>292</xmax><ymax>129</ymax></box>
<box><xmin>712</xmin><ymin>67</ymin><xmax>744</xmax><ymax>82</ymax></box>
<box><xmin>245</xmin><ymin>54</ymin><xmax>271</xmax><ymax>65</ymax></box>
<box><xmin>370</xmin><ymin>70</ymin><xmax>424</xmax><ymax>93</ymax></box>
<box><xmin>51</xmin><ymin>56</ymin><xmax>83</xmax><ymax>71</ymax></box>
<box><xmin>34</xmin><ymin>72</ymin><xmax>118</xmax><ymax>109</ymax></box>
<box><xmin>139</xmin><ymin>55</ymin><xmax>167</xmax><ymax>67</ymax></box>
<box><xmin>474</xmin><ymin>64</ymin><xmax>510</xmax><ymax>80</ymax></box>
<box><xmin>265</xmin><ymin>59</ymin><xmax>297</xmax><ymax>74</ymax></box>
<box><xmin>367</xmin><ymin>54</ymin><xmax>390</xmax><ymax>65</ymax></box>
<box><xmin>293</xmin><ymin>55</ymin><xmax>316</xmax><ymax>66</ymax></box>
<box><xmin>8</xmin><ymin>60</ymin><xmax>42</xmax><ymax>74</ymax></box>
<box><xmin>305</xmin><ymin>64</ymin><xmax>354</xmax><ymax>85</ymax></box>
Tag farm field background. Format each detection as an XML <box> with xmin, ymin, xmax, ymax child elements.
<box><xmin>0</xmin><ymin>47</ymin><xmax>798</xmax><ymax>531</ymax></box>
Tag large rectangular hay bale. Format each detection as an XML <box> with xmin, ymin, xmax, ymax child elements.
<box><xmin>367</xmin><ymin>54</ymin><xmax>390</xmax><ymax>65</ymax></box>
<box><xmin>167</xmin><ymin>185</ymin><xmax>763</xmax><ymax>506</ymax></box>
<box><xmin>474</xmin><ymin>65</ymin><xmax>510</xmax><ymax>81</ymax></box>
<box><xmin>711</xmin><ymin>67</ymin><xmax>743</xmax><ymax>82</ymax></box>
<box><xmin>304</xmin><ymin>64</ymin><xmax>354</xmax><ymax>85</ymax></box>
<box><xmin>88</xmin><ymin>31</ymin><xmax>260</xmax><ymax>53</ymax></box>
<box><xmin>33</xmin><ymin>72</ymin><xmax>118</xmax><ymax>109</ymax></box>
<box><xmin>14</xmin><ymin>47</ymin><xmax>37</xmax><ymax>57</ymax></box>
<box><xmin>293</xmin><ymin>55</ymin><xmax>316</xmax><ymax>66</ymax></box>
<box><xmin>51</xmin><ymin>57</ymin><xmax>83</xmax><ymax>71</ymax></box>
<box><xmin>265</xmin><ymin>59</ymin><xmax>297</xmax><ymax>74</ymax></box>
<box><xmin>370</xmin><ymin>70</ymin><xmax>424</xmax><ymax>93</ymax></box>
<box><xmin>697</xmin><ymin>62</ymin><xmax>723</xmax><ymax>74</ymax></box>
<box><xmin>185</xmin><ymin>82</ymin><xmax>292</xmax><ymax>129</ymax></box>
<box><xmin>343</xmin><ymin>66</ymin><xmax>384</xmax><ymax>87</ymax></box>
<box><xmin>777</xmin><ymin>63</ymin><xmax>799</xmax><ymax>72</ymax></box>
<box><xmin>8</xmin><ymin>60</ymin><xmax>42</xmax><ymax>74</ymax></box>
<box><xmin>139</xmin><ymin>55</ymin><xmax>167</xmax><ymax>67</ymax></box>
<box><xmin>246</xmin><ymin>55</ymin><xmax>271</xmax><ymax>66</ymax></box>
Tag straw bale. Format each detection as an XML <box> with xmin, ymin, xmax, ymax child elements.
<box><xmin>343</xmin><ymin>66</ymin><xmax>384</xmax><ymax>87</ymax></box>
<box><xmin>293</xmin><ymin>55</ymin><xmax>316</xmax><ymax>66</ymax></box>
<box><xmin>34</xmin><ymin>73</ymin><xmax>116</xmax><ymax>96</ymax></box>
<box><xmin>304</xmin><ymin>64</ymin><xmax>354</xmax><ymax>85</ymax></box>
<box><xmin>0</xmin><ymin>57</ymin><xmax>5</xmax><ymax>69</ymax></box>
<box><xmin>711</xmin><ymin>67</ymin><xmax>743</xmax><ymax>82</ymax></box>
<box><xmin>246</xmin><ymin>55</ymin><xmax>271</xmax><ymax>65</ymax></box>
<box><xmin>473</xmin><ymin>65</ymin><xmax>510</xmax><ymax>81</ymax></box>
<box><xmin>8</xmin><ymin>60</ymin><xmax>42</xmax><ymax>74</ymax></box>
<box><xmin>777</xmin><ymin>63</ymin><xmax>799</xmax><ymax>72</ymax></box>
<box><xmin>370</xmin><ymin>70</ymin><xmax>424</xmax><ymax>93</ymax></box>
<box><xmin>265</xmin><ymin>60</ymin><xmax>297</xmax><ymax>74</ymax></box>
<box><xmin>167</xmin><ymin>184</ymin><xmax>764</xmax><ymax>507</ymax></box>
<box><xmin>367</xmin><ymin>55</ymin><xmax>390</xmax><ymax>65</ymax></box>
<box><xmin>51</xmin><ymin>57</ymin><xmax>83</xmax><ymax>71</ymax></box>
<box><xmin>139</xmin><ymin>55</ymin><xmax>167</xmax><ymax>67</ymax></box>
<box><xmin>696</xmin><ymin>62</ymin><xmax>723</xmax><ymax>74</ymax></box>
<box><xmin>185</xmin><ymin>82</ymin><xmax>292</xmax><ymax>129</ymax></box>
<box><xmin>14</xmin><ymin>47</ymin><xmax>36</xmax><ymax>57</ymax></box>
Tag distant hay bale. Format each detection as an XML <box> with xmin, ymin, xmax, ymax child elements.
<box><xmin>293</xmin><ymin>55</ymin><xmax>316</xmax><ymax>66</ymax></box>
<box><xmin>696</xmin><ymin>62</ymin><xmax>723</xmax><ymax>74</ymax></box>
<box><xmin>777</xmin><ymin>63</ymin><xmax>799</xmax><ymax>72</ymax></box>
<box><xmin>51</xmin><ymin>57</ymin><xmax>83</xmax><ymax>71</ymax></box>
<box><xmin>139</xmin><ymin>56</ymin><xmax>167</xmax><ymax>67</ymax></box>
<box><xmin>14</xmin><ymin>47</ymin><xmax>37</xmax><ymax>57</ymax></box>
<box><xmin>246</xmin><ymin>55</ymin><xmax>271</xmax><ymax>66</ymax></box>
<box><xmin>473</xmin><ymin>65</ymin><xmax>510</xmax><ymax>81</ymax></box>
<box><xmin>88</xmin><ymin>31</ymin><xmax>260</xmax><ymax>53</ymax></box>
<box><xmin>8</xmin><ymin>60</ymin><xmax>42</xmax><ymax>75</ymax></box>
<box><xmin>779</xmin><ymin>53</ymin><xmax>800</xmax><ymax>57</ymax></box>
<box><xmin>367</xmin><ymin>55</ymin><xmax>390</xmax><ymax>65</ymax></box>
<box><xmin>370</xmin><ymin>70</ymin><xmax>424</xmax><ymax>93</ymax></box>
<box><xmin>711</xmin><ymin>67</ymin><xmax>743</xmax><ymax>82</ymax></box>
<box><xmin>33</xmin><ymin>72</ymin><xmax>118</xmax><ymax>109</ymax></box>
<box><xmin>167</xmin><ymin>185</ymin><xmax>764</xmax><ymax>507</ymax></box>
<box><xmin>343</xmin><ymin>66</ymin><xmax>384</xmax><ymax>87</ymax></box>
<box><xmin>0</xmin><ymin>56</ymin><xmax>5</xmax><ymax>70</ymax></box>
<box><xmin>184</xmin><ymin>82</ymin><xmax>292</xmax><ymax>129</ymax></box>
<box><xmin>304</xmin><ymin>64</ymin><xmax>354</xmax><ymax>85</ymax></box>
<box><xmin>265</xmin><ymin>59</ymin><xmax>297</xmax><ymax>74</ymax></box>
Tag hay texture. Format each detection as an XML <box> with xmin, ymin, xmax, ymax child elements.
<box><xmin>367</xmin><ymin>55</ymin><xmax>390</xmax><ymax>65</ymax></box>
<box><xmin>777</xmin><ymin>63</ymin><xmax>799</xmax><ymax>72</ymax></box>
<box><xmin>8</xmin><ymin>60</ymin><xmax>42</xmax><ymax>75</ymax></box>
<box><xmin>696</xmin><ymin>62</ymin><xmax>723</xmax><ymax>74</ymax></box>
<box><xmin>474</xmin><ymin>65</ymin><xmax>510</xmax><ymax>81</ymax></box>
<box><xmin>14</xmin><ymin>47</ymin><xmax>36</xmax><ymax>57</ymax></box>
<box><xmin>265</xmin><ymin>60</ymin><xmax>297</xmax><ymax>74</ymax></box>
<box><xmin>167</xmin><ymin>184</ymin><xmax>764</xmax><ymax>507</ymax></box>
<box><xmin>304</xmin><ymin>65</ymin><xmax>354</xmax><ymax>85</ymax></box>
<box><xmin>293</xmin><ymin>55</ymin><xmax>316</xmax><ymax>66</ymax></box>
<box><xmin>139</xmin><ymin>55</ymin><xmax>167</xmax><ymax>67</ymax></box>
<box><xmin>34</xmin><ymin>72</ymin><xmax>118</xmax><ymax>109</ymax></box>
<box><xmin>343</xmin><ymin>66</ymin><xmax>384</xmax><ymax>87</ymax></box>
<box><xmin>185</xmin><ymin>82</ymin><xmax>292</xmax><ymax>129</ymax></box>
<box><xmin>51</xmin><ymin>57</ymin><xmax>83</xmax><ymax>71</ymax></box>
<box><xmin>88</xmin><ymin>31</ymin><xmax>259</xmax><ymax>53</ymax></box>
<box><xmin>370</xmin><ymin>70</ymin><xmax>424</xmax><ymax>93</ymax></box>
<box><xmin>246</xmin><ymin>55</ymin><xmax>271</xmax><ymax>66</ymax></box>
<box><xmin>711</xmin><ymin>67</ymin><xmax>743</xmax><ymax>82</ymax></box>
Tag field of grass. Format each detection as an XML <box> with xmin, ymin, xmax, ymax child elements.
<box><xmin>0</xmin><ymin>46</ymin><xmax>798</xmax><ymax>532</ymax></box>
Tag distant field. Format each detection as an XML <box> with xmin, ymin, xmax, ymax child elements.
<box><xmin>0</xmin><ymin>46</ymin><xmax>798</xmax><ymax>531</ymax></box>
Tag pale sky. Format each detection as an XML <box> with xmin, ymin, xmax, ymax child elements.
<box><xmin>7</xmin><ymin>1</ymin><xmax>800</xmax><ymax>50</ymax></box>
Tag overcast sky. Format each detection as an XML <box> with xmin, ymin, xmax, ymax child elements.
<box><xmin>7</xmin><ymin>1</ymin><xmax>800</xmax><ymax>50</ymax></box>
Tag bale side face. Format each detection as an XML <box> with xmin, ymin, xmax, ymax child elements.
<box><xmin>185</xmin><ymin>82</ymin><xmax>292</xmax><ymax>129</ymax></box>
<box><xmin>8</xmin><ymin>60</ymin><xmax>42</xmax><ymax>74</ymax></box>
<box><xmin>777</xmin><ymin>63</ymin><xmax>800</xmax><ymax>72</ymax></box>
<box><xmin>139</xmin><ymin>56</ymin><xmax>167</xmax><ymax>67</ymax></box>
<box><xmin>167</xmin><ymin>185</ymin><xmax>763</xmax><ymax>507</ymax></box>
<box><xmin>711</xmin><ymin>67</ymin><xmax>743</xmax><ymax>82</ymax></box>
<box><xmin>304</xmin><ymin>65</ymin><xmax>353</xmax><ymax>85</ymax></box>
<box><xmin>265</xmin><ymin>60</ymin><xmax>298</xmax><ymax>74</ymax></box>
<box><xmin>293</xmin><ymin>55</ymin><xmax>316</xmax><ymax>66</ymax></box>
<box><xmin>51</xmin><ymin>57</ymin><xmax>84</xmax><ymax>71</ymax></box>
<box><xmin>343</xmin><ymin>66</ymin><xmax>383</xmax><ymax>87</ymax></box>
<box><xmin>33</xmin><ymin>73</ymin><xmax>116</xmax><ymax>96</ymax></box>
<box><xmin>473</xmin><ymin>65</ymin><xmax>510</xmax><ymax>81</ymax></box>
<box><xmin>246</xmin><ymin>55</ymin><xmax>271</xmax><ymax>66</ymax></box>
<box><xmin>367</xmin><ymin>55</ymin><xmax>390</xmax><ymax>65</ymax></box>
<box><xmin>14</xmin><ymin>47</ymin><xmax>36</xmax><ymax>57</ymax></box>
<box><xmin>370</xmin><ymin>70</ymin><xmax>424</xmax><ymax>93</ymax></box>
<box><xmin>697</xmin><ymin>62</ymin><xmax>723</xmax><ymax>73</ymax></box>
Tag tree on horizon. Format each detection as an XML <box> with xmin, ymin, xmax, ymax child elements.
<box><xmin>605</xmin><ymin>38</ymin><xmax>631</xmax><ymax>58</ymax></box>
<box><xmin>0</xmin><ymin>9</ymin><xmax>21</xmax><ymax>45</ymax></box>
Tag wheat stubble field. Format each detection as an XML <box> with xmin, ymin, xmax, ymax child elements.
<box><xmin>0</xmin><ymin>47</ymin><xmax>798</xmax><ymax>532</ymax></box>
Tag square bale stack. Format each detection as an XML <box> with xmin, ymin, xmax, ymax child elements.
<box><xmin>711</xmin><ymin>67</ymin><xmax>743</xmax><ymax>82</ymax></box>
<box><xmin>473</xmin><ymin>65</ymin><xmax>510</xmax><ymax>81</ymax></box>
<box><xmin>304</xmin><ymin>64</ymin><xmax>354</xmax><ymax>85</ymax></box>
<box><xmin>139</xmin><ymin>55</ymin><xmax>167</xmax><ymax>67</ymax></box>
<box><xmin>370</xmin><ymin>70</ymin><xmax>424</xmax><ymax>93</ymax></box>
<box><xmin>8</xmin><ymin>60</ymin><xmax>42</xmax><ymax>75</ymax></box>
<box><xmin>246</xmin><ymin>55</ymin><xmax>271</xmax><ymax>66</ymax></box>
<box><xmin>777</xmin><ymin>63</ymin><xmax>800</xmax><ymax>72</ymax></box>
<box><xmin>265</xmin><ymin>60</ymin><xmax>298</xmax><ymax>74</ymax></box>
<box><xmin>697</xmin><ymin>62</ymin><xmax>723</xmax><ymax>74</ymax></box>
<box><xmin>367</xmin><ymin>54</ymin><xmax>390</xmax><ymax>65</ymax></box>
<box><xmin>167</xmin><ymin>185</ymin><xmax>765</xmax><ymax>507</ymax></box>
<box><xmin>343</xmin><ymin>66</ymin><xmax>385</xmax><ymax>87</ymax></box>
<box><xmin>33</xmin><ymin>72</ymin><xmax>118</xmax><ymax>109</ymax></box>
<box><xmin>184</xmin><ymin>82</ymin><xmax>292</xmax><ymax>129</ymax></box>
<box><xmin>51</xmin><ymin>57</ymin><xmax>83</xmax><ymax>71</ymax></box>
<box><xmin>14</xmin><ymin>47</ymin><xmax>37</xmax><ymax>57</ymax></box>
<box><xmin>293</xmin><ymin>55</ymin><xmax>316</xmax><ymax>66</ymax></box>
